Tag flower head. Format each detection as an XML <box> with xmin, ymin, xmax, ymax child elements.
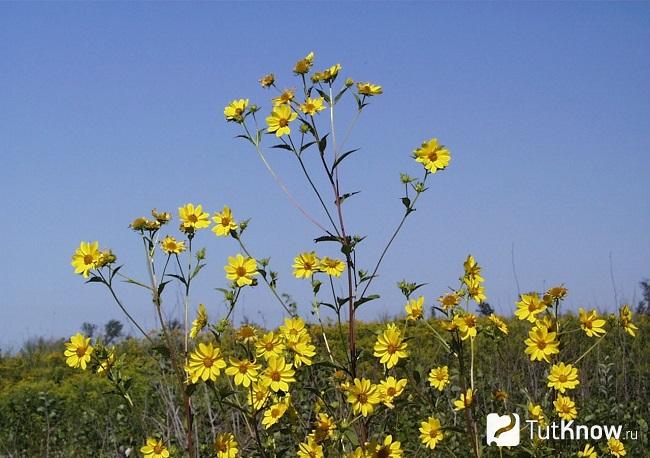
<box><xmin>235</xmin><ymin>324</ymin><xmax>258</xmax><ymax>344</ymax></box>
<box><xmin>378</xmin><ymin>377</ymin><xmax>407</xmax><ymax>408</ymax></box>
<box><xmin>524</xmin><ymin>326</ymin><xmax>560</xmax><ymax>363</ymax></box>
<box><xmin>419</xmin><ymin>416</ymin><xmax>444</xmax><ymax>450</ymax></box>
<box><xmin>579</xmin><ymin>308</ymin><xmax>607</xmax><ymax>337</ymax></box>
<box><xmin>438</xmin><ymin>292</ymin><xmax>460</xmax><ymax>310</ymax></box>
<box><xmin>224</xmin><ymin>98</ymin><xmax>249</xmax><ymax>123</ymax></box>
<box><xmin>214</xmin><ymin>433</ymin><xmax>238</xmax><ymax>458</ymax></box>
<box><xmin>300</xmin><ymin>97</ymin><xmax>326</xmax><ymax>116</ymax></box>
<box><xmin>357</xmin><ymin>82</ymin><xmax>383</xmax><ymax>96</ymax></box>
<box><xmin>293</xmin><ymin>52</ymin><xmax>315</xmax><ymax>75</ymax></box>
<box><xmin>319</xmin><ymin>256</ymin><xmax>345</xmax><ymax>277</ymax></box>
<box><xmin>488</xmin><ymin>314</ymin><xmax>509</xmax><ymax>334</ymax></box>
<box><xmin>428</xmin><ymin>366</ymin><xmax>450</xmax><ymax>391</ymax></box>
<box><xmin>577</xmin><ymin>443</ymin><xmax>597</xmax><ymax>458</ymax></box>
<box><xmin>373</xmin><ymin>324</ymin><xmax>408</xmax><ymax>368</ymax></box>
<box><xmin>453</xmin><ymin>313</ymin><xmax>478</xmax><ymax>340</ymax></box>
<box><xmin>515</xmin><ymin>292</ymin><xmax>547</xmax><ymax>322</ymax></box>
<box><xmin>554</xmin><ymin>394</ymin><xmax>578</xmax><ymax>421</ymax></box>
<box><xmin>528</xmin><ymin>402</ymin><xmax>546</xmax><ymax>426</ymax></box>
<box><xmin>64</xmin><ymin>333</ymin><xmax>93</xmax><ymax>369</ymax></box>
<box><xmin>225</xmin><ymin>357</ymin><xmax>260</xmax><ymax>387</ymax></box>
<box><xmin>256</xmin><ymin>331</ymin><xmax>285</xmax><ymax>360</ymax></box>
<box><xmin>273</xmin><ymin>88</ymin><xmax>295</xmax><ymax>106</ymax></box>
<box><xmin>140</xmin><ymin>438</ymin><xmax>169</xmax><ymax>458</ymax></box>
<box><xmin>347</xmin><ymin>378</ymin><xmax>380</xmax><ymax>417</ymax></box>
<box><xmin>414</xmin><ymin>138</ymin><xmax>451</xmax><ymax>173</ymax></box>
<box><xmin>179</xmin><ymin>203</ymin><xmax>210</xmax><ymax>234</ymax></box>
<box><xmin>71</xmin><ymin>241</ymin><xmax>101</xmax><ymax>278</ymax></box>
<box><xmin>453</xmin><ymin>388</ymin><xmax>474</xmax><ymax>411</ymax></box>
<box><xmin>261</xmin><ymin>356</ymin><xmax>296</xmax><ymax>392</ymax></box>
<box><xmin>189</xmin><ymin>304</ymin><xmax>208</xmax><ymax>339</ymax></box>
<box><xmin>160</xmin><ymin>235</ymin><xmax>186</xmax><ymax>254</ymax></box>
<box><xmin>225</xmin><ymin>254</ymin><xmax>258</xmax><ymax>287</ymax></box>
<box><xmin>262</xmin><ymin>397</ymin><xmax>289</xmax><ymax>428</ymax></box>
<box><xmin>619</xmin><ymin>304</ymin><xmax>638</xmax><ymax>337</ymax></box>
<box><xmin>608</xmin><ymin>438</ymin><xmax>626</xmax><ymax>457</ymax></box>
<box><xmin>405</xmin><ymin>296</ymin><xmax>424</xmax><ymax>320</ymax></box>
<box><xmin>212</xmin><ymin>206</ymin><xmax>238</xmax><ymax>237</ymax></box>
<box><xmin>547</xmin><ymin>362</ymin><xmax>580</xmax><ymax>393</ymax></box>
<box><xmin>297</xmin><ymin>437</ymin><xmax>323</xmax><ymax>458</ymax></box>
<box><xmin>259</xmin><ymin>73</ymin><xmax>275</xmax><ymax>88</ymax></box>
<box><xmin>293</xmin><ymin>252</ymin><xmax>320</xmax><ymax>279</ymax></box>
<box><xmin>266</xmin><ymin>104</ymin><xmax>298</xmax><ymax>137</ymax></box>
<box><xmin>186</xmin><ymin>342</ymin><xmax>226</xmax><ymax>383</ymax></box>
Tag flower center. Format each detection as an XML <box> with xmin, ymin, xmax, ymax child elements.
<box><xmin>203</xmin><ymin>357</ymin><xmax>214</xmax><ymax>368</ymax></box>
<box><xmin>265</xmin><ymin>342</ymin><xmax>274</xmax><ymax>351</ymax></box>
<box><xmin>221</xmin><ymin>216</ymin><xmax>231</xmax><ymax>226</ymax></box>
<box><xmin>357</xmin><ymin>393</ymin><xmax>368</xmax><ymax>404</ymax></box>
<box><xmin>278</xmin><ymin>118</ymin><xmax>288</xmax><ymax>127</ymax></box>
<box><xmin>537</xmin><ymin>340</ymin><xmax>547</xmax><ymax>350</ymax></box>
<box><xmin>387</xmin><ymin>387</ymin><xmax>396</xmax><ymax>396</ymax></box>
<box><xmin>188</xmin><ymin>214</ymin><xmax>198</xmax><ymax>223</ymax></box>
<box><xmin>239</xmin><ymin>364</ymin><xmax>249</xmax><ymax>374</ymax></box>
<box><xmin>270</xmin><ymin>370</ymin><xmax>281</xmax><ymax>382</ymax></box>
<box><xmin>558</xmin><ymin>374</ymin><xmax>568</xmax><ymax>383</ymax></box>
<box><xmin>153</xmin><ymin>445</ymin><xmax>164</xmax><ymax>454</ymax></box>
<box><xmin>387</xmin><ymin>343</ymin><xmax>398</xmax><ymax>354</ymax></box>
<box><xmin>236</xmin><ymin>266</ymin><xmax>247</xmax><ymax>277</ymax></box>
<box><xmin>84</xmin><ymin>254</ymin><xmax>95</xmax><ymax>265</ymax></box>
<box><xmin>76</xmin><ymin>347</ymin><xmax>86</xmax><ymax>357</ymax></box>
<box><xmin>428</xmin><ymin>151</ymin><xmax>438</xmax><ymax>162</ymax></box>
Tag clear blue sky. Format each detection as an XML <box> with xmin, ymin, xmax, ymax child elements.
<box><xmin>2</xmin><ymin>2</ymin><xmax>649</xmax><ymax>350</ymax></box>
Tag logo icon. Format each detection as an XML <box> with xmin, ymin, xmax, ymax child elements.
<box><xmin>486</xmin><ymin>413</ymin><xmax>520</xmax><ymax>447</ymax></box>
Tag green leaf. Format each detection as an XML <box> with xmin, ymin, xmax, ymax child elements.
<box><xmin>271</xmin><ymin>144</ymin><xmax>293</xmax><ymax>151</ymax></box>
<box><xmin>401</xmin><ymin>197</ymin><xmax>411</xmax><ymax>209</ymax></box>
<box><xmin>314</xmin><ymin>235</ymin><xmax>339</xmax><ymax>243</ymax></box>
<box><xmin>151</xmin><ymin>345</ymin><xmax>170</xmax><ymax>359</ymax></box>
<box><xmin>318</xmin><ymin>134</ymin><xmax>328</xmax><ymax>154</ymax></box>
<box><xmin>334</xmin><ymin>85</ymin><xmax>350</xmax><ymax>104</ymax></box>
<box><xmin>354</xmin><ymin>294</ymin><xmax>380</xmax><ymax>309</ymax></box>
<box><xmin>300</xmin><ymin>140</ymin><xmax>317</xmax><ymax>152</ymax></box>
<box><xmin>85</xmin><ymin>276</ymin><xmax>104</xmax><ymax>284</ymax></box>
<box><xmin>315</xmin><ymin>88</ymin><xmax>331</xmax><ymax>103</ymax></box>
<box><xmin>157</xmin><ymin>281</ymin><xmax>170</xmax><ymax>296</ymax></box>
<box><xmin>338</xmin><ymin>191</ymin><xmax>360</xmax><ymax>203</ymax></box>
<box><xmin>332</xmin><ymin>149</ymin><xmax>359</xmax><ymax>170</ymax></box>
<box><xmin>165</xmin><ymin>273</ymin><xmax>187</xmax><ymax>287</ymax></box>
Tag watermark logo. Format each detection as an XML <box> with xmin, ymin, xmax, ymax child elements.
<box><xmin>486</xmin><ymin>413</ymin><xmax>520</xmax><ymax>447</ymax></box>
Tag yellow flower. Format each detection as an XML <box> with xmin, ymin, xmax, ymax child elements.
<box><xmin>577</xmin><ymin>443</ymin><xmax>597</xmax><ymax>458</ymax></box>
<box><xmin>419</xmin><ymin>416</ymin><xmax>444</xmax><ymax>450</ymax></box>
<box><xmin>248</xmin><ymin>382</ymin><xmax>270</xmax><ymax>410</ymax></box>
<box><xmin>528</xmin><ymin>402</ymin><xmax>546</xmax><ymax>427</ymax></box>
<box><xmin>578</xmin><ymin>308</ymin><xmax>606</xmax><ymax>337</ymax></box>
<box><xmin>225</xmin><ymin>357</ymin><xmax>260</xmax><ymax>387</ymax></box>
<box><xmin>186</xmin><ymin>342</ymin><xmax>226</xmax><ymax>383</ymax></box>
<box><xmin>414</xmin><ymin>138</ymin><xmax>451</xmax><ymax>173</ymax></box>
<box><xmin>256</xmin><ymin>331</ymin><xmax>285</xmax><ymax>360</ymax></box>
<box><xmin>300</xmin><ymin>97</ymin><xmax>326</xmax><ymax>115</ymax></box>
<box><xmin>178</xmin><ymin>203</ymin><xmax>210</xmax><ymax>234</ymax></box>
<box><xmin>287</xmin><ymin>335</ymin><xmax>316</xmax><ymax>367</ymax></box>
<box><xmin>151</xmin><ymin>208</ymin><xmax>171</xmax><ymax>224</ymax></box>
<box><xmin>273</xmin><ymin>88</ymin><xmax>295</xmax><ymax>106</ymax></box>
<box><xmin>453</xmin><ymin>388</ymin><xmax>474</xmax><ymax>411</ymax></box>
<box><xmin>619</xmin><ymin>304</ymin><xmax>638</xmax><ymax>337</ymax></box>
<box><xmin>316</xmin><ymin>64</ymin><xmax>341</xmax><ymax>84</ymax></box>
<box><xmin>160</xmin><ymin>236</ymin><xmax>186</xmax><ymax>254</ymax></box>
<box><xmin>463</xmin><ymin>254</ymin><xmax>484</xmax><ymax>281</ymax></box>
<box><xmin>64</xmin><ymin>333</ymin><xmax>93</xmax><ymax>369</ymax></box>
<box><xmin>262</xmin><ymin>396</ymin><xmax>289</xmax><ymax>428</ymax></box>
<box><xmin>347</xmin><ymin>378</ymin><xmax>380</xmax><ymax>417</ymax></box>
<box><xmin>297</xmin><ymin>437</ymin><xmax>323</xmax><ymax>458</ymax></box>
<box><xmin>140</xmin><ymin>437</ymin><xmax>170</xmax><ymax>458</ymax></box>
<box><xmin>261</xmin><ymin>357</ymin><xmax>295</xmax><ymax>392</ymax></box>
<box><xmin>493</xmin><ymin>389</ymin><xmax>508</xmax><ymax>402</ymax></box>
<box><xmin>378</xmin><ymin>377</ymin><xmax>407</xmax><ymax>408</ymax></box>
<box><xmin>214</xmin><ymin>432</ymin><xmax>238</xmax><ymax>458</ymax></box>
<box><xmin>313</xmin><ymin>412</ymin><xmax>336</xmax><ymax>441</ymax></box>
<box><xmin>488</xmin><ymin>314</ymin><xmax>509</xmax><ymax>334</ymax></box>
<box><xmin>438</xmin><ymin>292</ymin><xmax>460</xmax><ymax>310</ymax></box>
<box><xmin>428</xmin><ymin>366</ymin><xmax>450</xmax><ymax>391</ymax></box>
<box><xmin>293</xmin><ymin>51</ymin><xmax>314</xmax><ymax>75</ymax></box>
<box><xmin>266</xmin><ymin>104</ymin><xmax>298</xmax><ymax>137</ymax></box>
<box><xmin>212</xmin><ymin>205</ymin><xmax>238</xmax><ymax>237</ymax></box>
<box><xmin>607</xmin><ymin>438</ymin><xmax>626</xmax><ymax>457</ymax></box>
<box><xmin>373</xmin><ymin>323</ymin><xmax>408</xmax><ymax>368</ymax></box>
<box><xmin>545</xmin><ymin>285</ymin><xmax>568</xmax><ymax>302</ymax></box>
<box><xmin>405</xmin><ymin>296</ymin><xmax>424</xmax><ymax>320</ymax></box>
<box><xmin>374</xmin><ymin>435</ymin><xmax>402</xmax><ymax>458</ymax></box>
<box><xmin>259</xmin><ymin>73</ymin><xmax>275</xmax><ymax>88</ymax></box>
<box><xmin>515</xmin><ymin>292</ymin><xmax>547</xmax><ymax>322</ymax></box>
<box><xmin>96</xmin><ymin>249</ymin><xmax>117</xmax><ymax>268</ymax></box>
<box><xmin>293</xmin><ymin>252</ymin><xmax>320</xmax><ymax>278</ymax></box>
<box><xmin>71</xmin><ymin>241</ymin><xmax>101</xmax><ymax>278</ymax></box>
<box><xmin>524</xmin><ymin>326</ymin><xmax>560</xmax><ymax>362</ymax></box>
<box><xmin>547</xmin><ymin>362</ymin><xmax>580</xmax><ymax>393</ymax></box>
<box><xmin>235</xmin><ymin>324</ymin><xmax>258</xmax><ymax>344</ymax></box>
<box><xmin>96</xmin><ymin>349</ymin><xmax>116</xmax><ymax>376</ymax></box>
<box><xmin>279</xmin><ymin>316</ymin><xmax>307</xmax><ymax>342</ymax></box>
<box><xmin>356</xmin><ymin>82</ymin><xmax>383</xmax><ymax>96</ymax></box>
<box><xmin>554</xmin><ymin>394</ymin><xmax>578</xmax><ymax>421</ymax></box>
<box><xmin>224</xmin><ymin>98</ymin><xmax>249</xmax><ymax>123</ymax></box>
<box><xmin>466</xmin><ymin>277</ymin><xmax>487</xmax><ymax>303</ymax></box>
<box><xmin>224</xmin><ymin>254</ymin><xmax>258</xmax><ymax>287</ymax></box>
<box><xmin>189</xmin><ymin>303</ymin><xmax>208</xmax><ymax>339</ymax></box>
<box><xmin>319</xmin><ymin>256</ymin><xmax>345</xmax><ymax>277</ymax></box>
<box><xmin>454</xmin><ymin>313</ymin><xmax>478</xmax><ymax>340</ymax></box>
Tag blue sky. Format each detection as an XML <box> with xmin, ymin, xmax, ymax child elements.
<box><xmin>1</xmin><ymin>2</ymin><xmax>649</xmax><ymax>350</ymax></box>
